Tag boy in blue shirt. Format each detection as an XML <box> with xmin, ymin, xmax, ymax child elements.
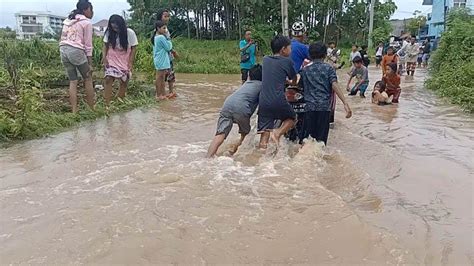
<box><xmin>300</xmin><ymin>42</ymin><xmax>352</xmax><ymax>145</ymax></box>
<box><xmin>258</xmin><ymin>35</ymin><xmax>297</xmax><ymax>148</ymax></box>
<box><xmin>239</xmin><ymin>30</ymin><xmax>257</xmax><ymax>83</ymax></box>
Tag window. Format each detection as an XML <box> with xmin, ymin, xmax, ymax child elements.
<box><xmin>454</xmin><ymin>0</ymin><xmax>466</xmax><ymax>8</ymax></box>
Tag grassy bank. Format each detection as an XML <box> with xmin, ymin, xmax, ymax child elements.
<box><xmin>426</xmin><ymin>9</ymin><xmax>474</xmax><ymax>113</ymax></box>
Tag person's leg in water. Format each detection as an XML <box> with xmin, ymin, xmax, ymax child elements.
<box><xmin>259</xmin><ymin>131</ymin><xmax>271</xmax><ymax>149</ymax></box>
<box><xmin>155</xmin><ymin>70</ymin><xmax>167</xmax><ymax>100</ymax></box>
<box><xmin>207</xmin><ymin>113</ymin><xmax>235</xmax><ymax>158</ymax></box>
<box><xmin>359</xmin><ymin>83</ymin><xmax>368</xmax><ymax>98</ymax></box>
<box><xmin>207</xmin><ymin>134</ymin><xmax>226</xmax><ymax>158</ymax></box>
<box><xmin>271</xmin><ymin>118</ymin><xmax>295</xmax><ymax>146</ymax></box>
<box><xmin>104</xmin><ymin>76</ymin><xmax>115</xmax><ymax>106</ymax></box>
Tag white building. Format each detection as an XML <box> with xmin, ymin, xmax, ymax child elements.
<box><xmin>15</xmin><ymin>11</ymin><xmax>66</xmax><ymax>40</ymax></box>
<box><xmin>93</xmin><ymin>19</ymin><xmax>109</xmax><ymax>37</ymax></box>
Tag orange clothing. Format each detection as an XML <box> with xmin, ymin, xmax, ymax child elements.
<box><xmin>381</xmin><ymin>54</ymin><xmax>398</xmax><ymax>74</ymax></box>
<box><xmin>383</xmin><ymin>73</ymin><xmax>401</xmax><ymax>89</ymax></box>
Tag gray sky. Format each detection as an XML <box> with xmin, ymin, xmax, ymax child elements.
<box><xmin>0</xmin><ymin>0</ymin><xmax>430</xmax><ymax>28</ymax></box>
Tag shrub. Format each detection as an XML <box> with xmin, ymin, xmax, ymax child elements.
<box><xmin>426</xmin><ymin>8</ymin><xmax>474</xmax><ymax>112</ymax></box>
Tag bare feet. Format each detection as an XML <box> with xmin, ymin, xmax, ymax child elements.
<box><xmin>270</xmin><ymin>132</ymin><xmax>280</xmax><ymax>147</ymax></box>
<box><xmin>156</xmin><ymin>95</ymin><xmax>168</xmax><ymax>101</ymax></box>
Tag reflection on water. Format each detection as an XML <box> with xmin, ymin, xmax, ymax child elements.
<box><xmin>0</xmin><ymin>69</ymin><xmax>473</xmax><ymax>264</ymax></box>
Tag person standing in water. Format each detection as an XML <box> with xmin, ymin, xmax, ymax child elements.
<box><xmin>290</xmin><ymin>21</ymin><xmax>310</xmax><ymax>72</ymax></box>
<box><xmin>207</xmin><ymin>65</ymin><xmax>262</xmax><ymax>158</ymax></box>
<box><xmin>59</xmin><ymin>0</ymin><xmax>95</xmax><ymax>113</ymax></box>
<box><xmin>239</xmin><ymin>30</ymin><xmax>257</xmax><ymax>83</ymax></box>
<box><xmin>422</xmin><ymin>39</ymin><xmax>431</xmax><ymax>68</ymax></box>
<box><xmin>383</xmin><ymin>63</ymin><xmax>402</xmax><ymax>103</ymax></box>
<box><xmin>102</xmin><ymin>15</ymin><xmax>138</xmax><ymax>106</ymax></box>
<box><xmin>257</xmin><ymin>35</ymin><xmax>297</xmax><ymax>149</ymax></box>
<box><xmin>405</xmin><ymin>37</ymin><xmax>420</xmax><ymax>79</ymax></box>
<box><xmin>156</xmin><ymin>8</ymin><xmax>178</xmax><ymax>98</ymax></box>
<box><xmin>300</xmin><ymin>42</ymin><xmax>352</xmax><ymax>145</ymax></box>
<box><xmin>375</xmin><ymin>42</ymin><xmax>384</xmax><ymax>68</ymax></box>
<box><xmin>152</xmin><ymin>21</ymin><xmax>173</xmax><ymax>101</ymax></box>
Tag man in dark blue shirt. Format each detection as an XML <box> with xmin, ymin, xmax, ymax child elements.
<box><xmin>290</xmin><ymin>21</ymin><xmax>310</xmax><ymax>72</ymax></box>
<box><xmin>300</xmin><ymin>42</ymin><xmax>352</xmax><ymax>145</ymax></box>
<box><xmin>258</xmin><ymin>35</ymin><xmax>297</xmax><ymax>149</ymax></box>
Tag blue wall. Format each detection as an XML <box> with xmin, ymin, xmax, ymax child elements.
<box><xmin>427</xmin><ymin>0</ymin><xmax>474</xmax><ymax>38</ymax></box>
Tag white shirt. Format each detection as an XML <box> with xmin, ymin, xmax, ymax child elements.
<box><xmin>376</xmin><ymin>46</ymin><xmax>384</xmax><ymax>56</ymax></box>
<box><xmin>103</xmin><ymin>28</ymin><xmax>139</xmax><ymax>49</ymax></box>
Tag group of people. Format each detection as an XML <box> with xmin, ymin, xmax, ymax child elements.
<box><xmin>59</xmin><ymin>0</ymin><xmax>177</xmax><ymax>113</ymax></box>
<box><xmin>207</xmin><ymin>22</ymin><xmax>353</xmax><ymax>157</ymax></box>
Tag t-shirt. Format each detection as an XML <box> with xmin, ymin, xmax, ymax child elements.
<box><xmin>222</xmin><ymin>80</ymin><xmax>262</xmax><ymax>117</ymax></box>
<box><xmin>258</xmin><ymin>56</ymin><xmax>296</xmax><ymax>116</ymax></box>
<box><xmin>350</xmin><ymin>66</ymin><xmax>369</xmax><ymax>85</ymax></box>
<box><xmin>376</xmin><ymin>46</ymin><xmax>384</xmax><ymax>56</ymax></box>
<box><xmin>290</xmin><ymin>39</ymin><xmax>310</xmax><ymax>72</ymax></box>
<box><xmin>239</xmin><ymin>40</ymin><xmax>256</xmax><ymax>70</ymax></box>
<box><xmin>350</xmin><ymin>51</ymin><xmax>361</xmax><ymax>61</ymax></box>
<box><xmin>423</xmin><ymin>42</ymin><xmax>431</xmax><ymax>54</ymax></box>
<box><xmin>300</xmin><ymin>59</ymin><xmax>338</xmax><ymax>112</ymax></box>
<box><xmin>103</xmin><ymin>28</ymin><xmax>138</xmax><ymax>71</ymax></box>
<box><xmin>383</xmin><ymin>74</ymin><xmax>401</xmax><ymax>89</ymax></box>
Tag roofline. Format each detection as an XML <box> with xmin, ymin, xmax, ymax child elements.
<box><xmin>14</xmin><ymin>11</ymin><xmax>66</xmax><ymax>19</ymax></box>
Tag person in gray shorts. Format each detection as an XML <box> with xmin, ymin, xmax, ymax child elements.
<box><xmin>206</xmin><ymin>65</ymin><xmax>262</xmax><ymax>158</ymax></box>
<box><xmin>59</xmin><ymin>0</ymin><xmax>95</xmax><ymax>113</ymax></box>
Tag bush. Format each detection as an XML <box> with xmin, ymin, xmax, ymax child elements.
<box><xmin>426</xmin><ymin>8</ymin><xmax>474</xmax><ymax>112</ymax></box>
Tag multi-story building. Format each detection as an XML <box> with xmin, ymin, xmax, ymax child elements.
<box><xmin>15</xmin><ymin>11</ymin><xmax>66</xmax><ymax>40</ymax></box>
<box><xmin>423</xmin><ymin>0</ymin><xmax>474</xmax><ymax>39</ymax></box>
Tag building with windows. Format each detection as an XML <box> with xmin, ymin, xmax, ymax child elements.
<box><xmin>423</xmin><ymin>0</ymin><xmax>474</xmax><ymax>39</ymax></box>
<box><xmin>15</xmin><ymin>11</ymin><xmax>66</xmax><ymax>40</ymax></box>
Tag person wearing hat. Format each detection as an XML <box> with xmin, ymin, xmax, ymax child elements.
<box><xmin>290</xmin><ymin>21</ymin><xmax>310</xmax><ymax>72</ymax></box>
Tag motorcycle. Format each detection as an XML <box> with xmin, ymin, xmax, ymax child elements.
<box><xmin>284</xmin><ymin>85</ymin><xmax>306</xmax><ymax>142</ymax></box>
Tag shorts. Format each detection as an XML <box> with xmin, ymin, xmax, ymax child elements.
<box><xmin>60</xmin><ymin>45</ymin><xmax>90</xmax><ymax>81</ymax></box>
<box><xmin>301</xmin><ymin>111</ymin><xmax>331</xmax><ymax>145</ymax></box>
<box><xmin>165</xmin><ymin>61</ymin><xmax>176</xmax><ymax>82</ymax></box>
<box><xmin>257</xmin><ymin>103</ymin><xmax>296</xmax><ymax>132</ymax></box>
<box><xmin>241</xmin><ymin>68</ymin><xmax>249</xmax><ymax>81</ymax></box>
<box><xmin>216</xmin><ymin>111</ymin><xmax>251</xmax><ymax>139</ymax></box>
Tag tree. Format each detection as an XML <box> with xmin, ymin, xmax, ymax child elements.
<box><xmin>407</xmin><ymin>15</ymin><xmax>427</xmax><ymax>36</ymax></box>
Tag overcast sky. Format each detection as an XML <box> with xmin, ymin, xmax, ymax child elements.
<box><xmin>0</xmin><ymin>0</ymin><xmax>430</xmax><ymax>28</ymax></box>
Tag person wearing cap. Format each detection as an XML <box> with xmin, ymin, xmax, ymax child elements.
<box><xmin>290</xmin><ymin>21</ymin><xmax>310</xmax><ymax>72</ymax></box>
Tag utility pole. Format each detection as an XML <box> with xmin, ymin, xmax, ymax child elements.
<box><xmin>281</xmin><ymin>0</ymin><xmax>289</xmax><ymax>36</ymax></box>
<box><xmin>368</xmin><ymin>0</ymin><xmax>375</xmax><ymax>49</ymax></box>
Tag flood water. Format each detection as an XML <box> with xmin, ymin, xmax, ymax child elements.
<box><xmin>1</xmin><ymin>68</ymin><xmax>473</xmax><ymax>264</ymax></box>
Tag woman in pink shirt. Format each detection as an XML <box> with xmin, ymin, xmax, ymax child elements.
<box><xmin>102</xmin><ymin>15</ymin><xmax>138</xmax><ymax>105</ymax></box>
<box><xmin>59</xmin><ymin>0</ymin><xmax>95</xmax><ymax>113</ymax></box>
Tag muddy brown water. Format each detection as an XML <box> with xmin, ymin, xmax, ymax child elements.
<box><xmin>1</xmin><ymin>68</ymin><xmax>473</xmax><ymax>265</ymax></box>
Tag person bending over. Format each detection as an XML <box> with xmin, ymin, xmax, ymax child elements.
<box><xmin>207</xmin><ymin>65</ymin><xmax>263</xmax><ymax>158</ymax></box>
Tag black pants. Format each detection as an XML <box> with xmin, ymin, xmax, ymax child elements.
<box><xmin>302</xmin><ymin>111</ymin><xmax>331</xmax><ymax>145</ymax></box>
<box><xmin>241</xmin><ymin>69</ymin><xmax>249</xmax><ymax>82</ymax></box>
